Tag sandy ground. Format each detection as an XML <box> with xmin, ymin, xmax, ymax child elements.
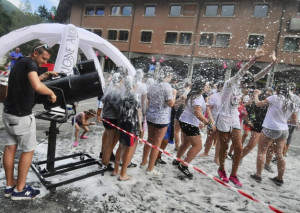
<box><xmin>0</xmin><ymin>99</ymin><xmax>300</xmax><ymax>213</ymax></box>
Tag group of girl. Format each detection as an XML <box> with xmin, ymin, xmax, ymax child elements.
<box><xmin>75</xmin><ymin>45</ymin><xmax>299</xmax><ymax>186</ymax></box>
<box><xmin>182</xmin><ymin>45</ymin><xmax>298</xmax><ymax>187</ymax></box>
<box><xmin>197</xmin><ymin>46</ymin><xmax>298</xmax><ymax>187</ymax></box>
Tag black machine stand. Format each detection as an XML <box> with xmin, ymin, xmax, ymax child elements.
<box><xmin>31</xmin><ymin>119</ymin><xmax>109</xmax><ymax>192</ymax></box>
<box><xmin>31</xmin><ymin>70</ymin><xmax>108</xmax><ymax>192</ymax></box>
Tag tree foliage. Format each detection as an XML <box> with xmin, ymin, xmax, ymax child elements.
<box><xmin>36</xmin><ymin>5</ymin><xmax>55</xmax><ymax>23</ymax></box>
<box><xmin>10</xmin><ymin>10</ymin><xmax>43</xmax><ymax>31</ymax></box>
<box><xmin>0</xmin><ymin>0</ymin><xmax>12</xmax><ymax>36</ymax></box>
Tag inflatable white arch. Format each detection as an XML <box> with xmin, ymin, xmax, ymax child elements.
<box><xmin>0</xmin><ymin>23</ymin><xmax>136</xmax><ymax>86</ymax></box>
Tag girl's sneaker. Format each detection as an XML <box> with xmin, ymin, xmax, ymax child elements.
<box><xmin>73</xmin><ymin>141</ymin><xmax>79</xmax><ymax>147</ymax></box>
<box><xmin>218</xmin><ymin>169</ymin><xmax>229</xmax><ymax>183</ymax></box>
<box><xmin>80</xmin><ymin>135</ymin><xmax>89</xmax><ymax>139</ymax></box>
<box><xmin>229</xmin><ymin>175</ymin><xmax>243</xmax><ymax>187</ymax></box>
<box><xmin>172</xmin><ymin>159</ymin><xmax>180</xmax><ymax>166</ymax></box>
<box><xmin>178</xmin><ymin>164</ymin><xmax>193</xmax><ymax>178</ymax></box>
<box><xmin>155</xmin><ymin>158</ymin><xmax>167</xmax><ymax>165</ymax></box>
<box><xmin>269</xmin><ymin>177</ymin><xmax>284</xmax><ymax>186</ymax></box>
<box><xmin>250</xmin><ymin>174</ymin><xmax>262</xmax><ymax>183</ymax></box>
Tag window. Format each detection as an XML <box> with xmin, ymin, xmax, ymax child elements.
<box><xmin>170</xmin><ymin>5</ymin><xmax>181</xmax><ymax>16</ymax></box>
<box><xmin>111</xmin><ymin>5</ymin><xmax>132</xmax><ymax>16</ymax></box>
<box><xmin>119</xmin><ymin>30</ymin><xmax>129</xmax><ymax>41</ymax></box>
<box><xmin>283</xmin><ymin>37</ymin><xmax>300</xmax><ymax>51</ymax></box>
<box><xmin>85</xmin><ymin>6</ymin><xmax>105</xmax><ymax>16</ymax></box>
<box><xmin>216</xmin><ymin>34</ymin><xmax>230</xmax><ymax>47</ymax></box>
<box><xmin>221</xmin><ymin>5</ymin><xmax>235</xmax><ymax>17</ymax></box>
<box><xmin>141</xmin><ymin>31</ymin><xmax>152</xmax><ymax>43</ymax></box>
<box><xmin>169</xmin><ymin>4</ymin><xmax>197</xmax><ymax>17</ymax></box>
<box><xmin>111</xmin><ymin>6</ymin><xmax>121</xmax><ymax>15</ymax></box>
<box><xmin>205</xmin><ymin>4</ymin><xmax>236</xmax><ymax>17</ymax></box>
<box><xmin>179</xmin><ymin>33</ymin><xmax>192</xmax><ymax>45</ymax></box>
<box><xmin>122</xmin><ymin>6</ymin><xmax>132</xmax><ymax>16</ymax></box>
<box><xmin>205</xmin><ymin>4</ymin><xmax>218</xmax><ymax>16</ymax></box>
<box><xmin>248</xmin><ymin>35</ymin><xmax>264</xmax><ymax>48</ymax></box>
<box><xmin>85</xmin><ymin>6</ymin><xmax>94</xmax><ymax>15</ymax></box>
<box><xmin>164</xmin><ymin>32</ymin><xmax>192</xmax><ymax>45</ymax></box>
<box><xmin>183</xmin><ymin>4</ymin><xmax>197</xmax><ymax>16</ymax></box>
<box><xmin>93</xmin><ymin>29</ymin><xmax>102</xmax><ymax>37</ymax></box>
<box><xmin>199</xmin><ymin>33</ymin><xmax>214</xmax><ymax>46</ymax></box>
<box><xmin>95</xmin><ymin>6</ymin><xmax>105</xmax><ymax>16</ymax></box>
<box><xmin>145</xmin><ymin>6</ymin><xmax>156</xmax><ymax>16</ymax></box>
<box><xmin>108</xmin><ymin>30</ymin><xmax>117</xmax><ymax>40</ymax></box>
<box><xmin>165</xmin><ymin>32</ymin><xmax>177</xmax><ymax>44</ymax></box>
<box><xmin>254</xmin><ymin>4</ymin><xmax>269</xmax><ymax>18</ymax></box>
<box><xmin>107</xmin><ymin>30</ymin><xmax>129</xmax><ymax>42</ymax></box>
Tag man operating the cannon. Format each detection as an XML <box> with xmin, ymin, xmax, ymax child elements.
<box><xmin>2</xmin><ymin>42</ymin><xmax>57</xmax><ymax>200</ymax></box>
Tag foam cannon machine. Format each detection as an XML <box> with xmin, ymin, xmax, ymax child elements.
<box><xmin>31</xmin><ymin>60</ymin><xmax>108</xmax><ymax>192</ymax></box>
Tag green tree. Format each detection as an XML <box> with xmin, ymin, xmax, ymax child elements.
<box><xmin>36</xmin><ymin>5</ymin><xmax>52</xmax><ymax>23</ymax></box>
<box><xmin>0</xmin><ymin>0</ymin><xmax>12</xmax><ymax>36</ymax></box>
<box><xmin>10</xmin><ymin>10</ymin><xmax>43</xmax><ymax>30</ymax></box>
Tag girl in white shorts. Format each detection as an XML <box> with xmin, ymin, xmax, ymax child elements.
<box><xmin>200</xmin><ymin>81</ymin><xmax>224</xmax><ymax>165</ymax></box>
<box><xmin>216</xmin><ymin>46</ymin><xmax>277</xmax><ymax>187</ymax></box>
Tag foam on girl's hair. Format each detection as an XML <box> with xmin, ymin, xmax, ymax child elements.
<box><xmin>146</xmin><ymin>78</ymin><xmax>155</xmax><ymax>88</ymax></box>
<box><xmin>117</xmin><ymin>66</ymin><xmax>128</xmax><ymax>78</ymax></box>
<box><xmin>124</xmin><ymin>76</ymin><xmax>133</xmax><ymax>91</ymax></box>
<box><xmin>186</xmin><ymin>78</ymin><xmax>207</xmax><ymax>105</ymax></box>
<box><xmin>276</xmin><ymin>83</ymin><xmax>289</xmax><ymax>97</ymax></box>
<box><xmin>112</xmin><ymin>73</ymin><xmax>121</xmax><ymax>86</ymax></box>
<box><xmin>157</xmin><ymin>66</ymin><xmax>173</xmax><ymax>82</ymax></box>
<box><xmin>135</xmin><ymin>69</ymin><xmax>144</xmax><ymax>82</ymax></box>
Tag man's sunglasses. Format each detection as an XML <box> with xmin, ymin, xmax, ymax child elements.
<box><xmin>34</xmin><ymin>44</ymin><xmax>50</xmax><ymax>52</ymax></box>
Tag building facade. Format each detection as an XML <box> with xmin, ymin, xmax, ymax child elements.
<box><xmin>57</xmin><ymin>0</ymin><xmax>300</xmax><ymax>84</ymax></box>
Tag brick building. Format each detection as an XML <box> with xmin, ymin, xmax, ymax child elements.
<box><xmin>56</xmin><ymin>0</ymin><xmax>300</xmax><ymax>85</ymax></box>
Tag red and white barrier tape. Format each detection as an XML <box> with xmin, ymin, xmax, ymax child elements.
<box><xmin>102</xmin><ymin>118</ymin><xmax>283</xmax><ymax>213</ymax></box>
<box><xmin>0</xmin><ymin>70</ymin><xmax>9</xmax><ymax>76</ymax></box>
